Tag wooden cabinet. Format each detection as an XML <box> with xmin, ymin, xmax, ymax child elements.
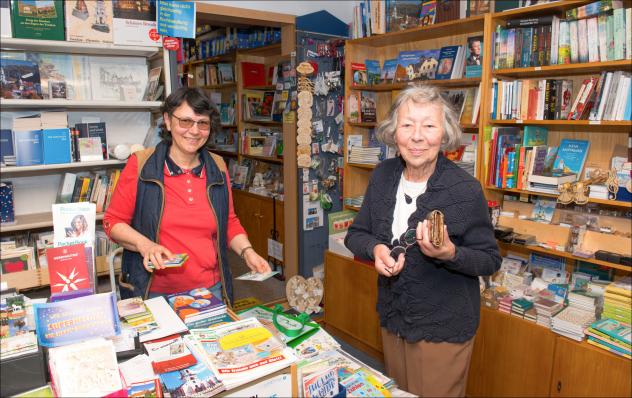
<box><xmin>550</xmin><ymin>337</ymin><xmax>632</xmax><ymax>397</ymax></box>
<box><xmin>467</xmin><ymin>307</ymin><xmax>632</xmax><ymax>397</ymax></box>
<box><xmin>467</xmin><ymin>307</ymin><xmax>557</xmax><ymax>397</ymax></box>
<box><xmin>232</xmin><ymin>189</ymin><xmax>284</xmax><ymax>260</ymax></box>
<box><xmin>323</xmin><ymin>251</ymin><xmax>382</xmax><ymax>357</ymax></box>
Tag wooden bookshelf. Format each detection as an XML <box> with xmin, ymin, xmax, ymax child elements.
<box><xmin>350</xmin><ymin>77</ymin><xmax>482</xmax><ymax>91</ymax></box>
<box><xmin>493</xmin><ymin>59</ymin><xmax>632</xmax><ymax>78</ymax></box>
<box><xmin>485</xmin><ymin>186</ymin><xmax>632</xmax><ymax>208</ymax></box>
<box><xmin>240</xmin><ymin>153</ymin><xmax>283</xmax><ymax>164</ymax></box>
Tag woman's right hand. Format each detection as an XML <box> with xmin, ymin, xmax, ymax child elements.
<box><xmin>373</xmin><ymin>244</ymin><xmax>404</xmax><ymax>277</ymax></box>
<box><xmin>138</xmin><ymin>241</ymin><xmax>174</xmax><ymax>272</ymax></box>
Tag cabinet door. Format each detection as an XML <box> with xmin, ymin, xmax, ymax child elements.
<box><xmin>466</xmin><ymin>308</ymin><xmax>556</xmax><ymax>397</ymax></box>
<box><xmin>232</xmin><ymin>191</ymin><xmax>263</xmax><ymax>254</ymax></box>
<box><xmin>550</xmin><ymin>337</ymin><xmax>632</xmax><ymax>397</ymax></box>
<box><xmin>323</xmin><ymin>251</ymin><xmax>382</xmax><ymax>352</ymax></box>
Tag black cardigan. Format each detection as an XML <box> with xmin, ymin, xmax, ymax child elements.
<box><xmin>345</xmin><ymin>154</ymin><xmax>501</xmax><ymax>343</ymax></box>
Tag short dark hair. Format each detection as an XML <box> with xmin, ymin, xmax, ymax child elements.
<box><xmin>159</xmin><ymin>87</ymin><xmax>221</xmax><ymax>150</ymax></box>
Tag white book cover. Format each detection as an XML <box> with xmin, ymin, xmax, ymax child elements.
<box><xmin>112</xmin><ymin>0</ymin><xmax>161</xmax><ymax>46</ymax></box>
<box><xmin>49</xmin><ymin>338</ymin><xmax>122</xmax><ymax>397</ymax></box>
<box><xmin>0</xmin><ymin>0</ymin><xmax>11</xmax><ymax>38</ymax></box>
<box><xmin>65</xmin><ymin>0</ymin><xmax>114</xmax><ymax>44</ymax></box>
<box><xmin>52</xmin><ymin>202</ymin><xmax>96</xmax><ymax>249</ymax></box>
<box><xmin>71</xmin><ymin>55</ymin><xmax>93</xmax><ymax>100</ymax></box>
<box><xmin>569</xmin><ymin>20</ymin><xmax>579</xmax><ymax>64</ymax></box>
<box><xmin>586</xmin><ymin>17</ymin><xmax>600</xmax><ymax>63</ymax></box>
<box><xmin>89</xmin><ymin>56</ymin><xmax>148</xmax><ymax>101</ymax></box>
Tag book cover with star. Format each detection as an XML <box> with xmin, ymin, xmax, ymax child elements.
<box><xmin>45</xmin><ymin>243</ymin><xmax>92</xmax><ymax>297</ymax></box>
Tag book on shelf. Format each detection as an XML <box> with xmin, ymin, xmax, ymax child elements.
<box><xmin>419</xmin><ymin>0</ymin><xmax>437</xmax><ymax>26</ymax></box>
<box><xmin>112</xmin><ymin>0</ymin><xmax>161</xmax><ymax>46</ymax></box>
<box><xmin>0</xmin><ymin>58</ymin><xmax>43</xmax><ymax>100</ymax></box>
<box><xmin>365</xmin><ymin>59</ymin><xmax>381</xmax><ymax>85</ymax></box>
<box><xmin>52</xmin><ymin>201</ymin><xmax>96</xmax><ymax>251</ymax></box>
<box><xmin>0</xmin><ymin>129</ymin><xmax>14</xmax><ymax>166</ymax></box>
<box><xmin>530</xmin><ymin>197</ymin><xmax>557</xmax><ymax>223</ymax></box>
<box><xmin>13</xmin><ymin>129</ymin><xmax>43</xmax><ymax>167</ymax></box>
<box><xmin>351</xmin><ymin>63</ymin><xmax>367</xmax><ymax>86</ymax></box>
<box><xmin>0</xmin><ymin>181</ymin><xmax>15</xmax><ymax>225</ymax></box>
<box><xmin>76</xmin><ymin>122</ymin><xmax>108</xmax><ymax>160</ymax></box>
<box><xmin>435</xmin><ymin>45</ymin><xmax>464</xmax><ymax>80</ymax></box>
<box><xmin>552</xmin><ymin>139</ymin><xmax>589</xmax><ymax>177</ymax></box>
<box><xmin>241</xmin><ymin>62</ymin><xmax>266</xmax><ymax>88</ymax></box>
<box><xmin>360</xmin><ymin>91</ymin><xmax>377</xmax><ymax>123</ymax></box>
<box><xmin>64</xmin><ymin>0</ymin><xmax>113</xmax><ymax>44</ymax></box>
<box><xmin>395</xmin><ymin>49</ymin><xmax>441</xmax><ymax>82</ymax></box>
<box><xmin>11</xmin><ymin>0</ymin><xmax>64</xmax><ymax>40</ymax></box>
<box><xmin>0</xmin><ymin>243</ymin><xmax>36</xmax><ymax>273</ymax></box>
<box><xmin>26</xmin><ymin>53</ymin><xmax>74</xmax><ymax>100</ymax></box>
<box><xmin>465</xmin><ymin>35</ymin><xmax>483</xmax><ymax>78</ymax></box>
<box><xmin>386</xmin><ymin>0</ymin><xmax>420</xmax><ymax>33</ymax></box>
<box><xmin>143</xmin><ymin>67</ymin><xmax>162</xmax><ymax>101</ymax></box>
<box><xmin>89</xmin><ymin>57</ymin><xmax>148</xmax><ymax>102</ymax></box>
<box><xmin>77</xmin><ymin>137</ymin><xmax>104</xmax><ymax>162</ymax></box>
<box><xmin>42</xmin><ymin>128</ymin><xmax>71</xmax><ymax>165</ymax></box>
<box><xmin>381</xmin><ymin>59</ymin><xmax>397</xmax><ymax>83</ymax></box>
<box><xmin>217</xmin><ymin>63</ymin><xmax>234</xmax><ymax>84</ymax></box>
<box><xmin>347</xmin><ymin>92</ymin><xmax>360</xmax><ymax>123</ymax></box>
<box><xmin>441</xmin><ymin>89</ymin><xmax>467</xmax><ymax>120</ymax></box>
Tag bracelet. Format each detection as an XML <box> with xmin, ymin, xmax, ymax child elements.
<box><xmin>240</xmin><ymin>246</ymin><xmax>254</xmax><ymax>260</ymax></box>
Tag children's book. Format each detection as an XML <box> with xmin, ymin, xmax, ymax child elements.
<box><xmin>365</xmin><ymin>59</ymin><xmax>381</xmax><ymax>85</ymax></box>
<box><xmin>419</xmin><ymin>0</ymin><xmax>437</xmax><ymax>26</ymax></box>
<box><xmin>552</xmin><ymin>139</ymin><xmax>590</xmax><ymax>176</ymax></box>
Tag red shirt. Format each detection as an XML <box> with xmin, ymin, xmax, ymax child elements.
<box><xmin>103</xmin><ymin>154</ymin><xmax>246</xmax><ymax>294</ymax></box>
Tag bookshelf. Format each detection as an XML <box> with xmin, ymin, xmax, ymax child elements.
<box><xmin>192</xmin><ymin>3</ymin><xmax>298</xmax><ymax>279</ymax></box>
<box><xmin>0</xmin><ymin>39</ymin><xmax>170</xmax><ymax>292</ymax></box>
<box><xmin>324</xmin><ymin>2</ymin><xmax>632</xmax><ymax>397</ymax></box>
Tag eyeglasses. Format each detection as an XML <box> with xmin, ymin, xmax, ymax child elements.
<box><xmin>390</xmin><ymin>228</ymin><xmax>417</xmax><ymax>260</ymax></box>
<box><xmin>171</xmin><ymin>114</ymin><xmax>211</xmax><ymax>131</ymax></box>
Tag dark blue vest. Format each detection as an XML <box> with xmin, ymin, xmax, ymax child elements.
<box><xmin>118</xmin><ymin>141</ymin><xmax>233</xmax><ymax>305</ymax></box>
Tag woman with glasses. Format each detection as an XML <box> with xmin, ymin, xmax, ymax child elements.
<box><xmin>345</xmin><ymin>84</ymin><xmax>500</xmax><ymax>397</ymax></box>
<box><xmin>104</xmin><ymin>87</ymin><xmax>270</xmax><ymax>303</ymax></box>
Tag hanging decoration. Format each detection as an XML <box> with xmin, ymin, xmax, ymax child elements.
<box><xmin>296</xmin><ymin>61</ymin><xmax>315</xmax><ymax>168</ymax></box>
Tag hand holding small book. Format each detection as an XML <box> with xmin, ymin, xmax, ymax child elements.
<box><xmin>139</xmin><ymin>241</ymin><xmax>175</xmax><ymax>272</ymax></box>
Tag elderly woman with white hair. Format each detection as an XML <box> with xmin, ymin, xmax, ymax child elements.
<box><xmin>345</xmin><ymin>84</ymin><xmax>501</xmax><ymax>397</ymax></box>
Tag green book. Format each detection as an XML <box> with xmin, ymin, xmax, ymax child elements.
<box><xmin>11</xmin><ymin>0</ymin><xmax>64</xmax><ymax>41</ymax></box>
<box><xmin>522</xmin><ymin>126</ymin><xmax>548</xmax><ymax>147</ymax></box>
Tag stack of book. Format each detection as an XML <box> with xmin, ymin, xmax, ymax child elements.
<box><xmin>348</xmin><ymin>146</ymin><xmax>382</xmax><ymax>165</ymax></box>
<box><xmin>603</xmin><ymin>277</ymin><xmax>632</xmax><ymax>324</ymax></box>
<box><xmin>523</xmin><ymin>308</ymin><xmax>537</xmax><ymax>323</ymax></box>
<box><xmin>551</xmin><ymin>306</ymin><xmax>595</xmax><ymax>341</ymax></box>
<box><xmin>510</xmin><ymin>297</ymin><xmax>533</xmax><ymax>319</ymax></box>
<box><xmin>585</xmin><ymin>318</ymin><xmax>631</xmax><ymax>359</ymax></box>
<box><xmin>499</xmin><ymin>295</ymin><xmax>514</xmax><ymax>315</ymax></box>
<box><xmin>568</xmin><ymin>290</ymin><xmax>602</xmax><ymax>316</ymax></box>
<box><xmin>166</xmin><ymin>287</ymin><xmax>227</xmax><ymax>329</ymax></box>
<box><xmin>0</xmin><ymin>293</ymin><xmax>38</xmax><ymax>360</ymax></box>
<box><xmin>116</xmin><ymin>297</ymin><xmax>159</xmax><ymax>336</ymax></box>
<box><xmin>533</xmin><ymin>297</ymin><xmax>564</xmax><ymax>328</ymax></box>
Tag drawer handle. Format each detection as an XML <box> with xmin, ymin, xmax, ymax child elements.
<box><xmin>557</xmin><ymin>381</ymin><xmax>562</xmax><ymax>393</ymax></box>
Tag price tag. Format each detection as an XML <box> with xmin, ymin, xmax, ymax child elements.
<box><xmin>589</xmin><ymin>120</ymin><xmax>601</xmax><ymax>125</ymax></box>
<box><xmin>534</xmin><ymin>66</ymin><xmax>542</xmax><ymax>71</ymax></box>
<box><xmin>516</xmin><ymin>119</ymin><xmax>523</xmax><ymax>124</ymax></box>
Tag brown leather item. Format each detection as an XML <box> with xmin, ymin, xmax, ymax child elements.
<box><xmin>426</xmin><ymin>210</ymin><xmax>445</xmax><ymax>247</ymax></box>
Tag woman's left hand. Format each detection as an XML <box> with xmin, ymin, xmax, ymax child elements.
<box><xmin>416</xmin><ymin>220</ymin><xmax>456</xmax><ymax>261</ymax></box>
<box><xmin>243</xmin><ymin>249</ymin><xmax>272</xmax><ymax>273</ymax></box>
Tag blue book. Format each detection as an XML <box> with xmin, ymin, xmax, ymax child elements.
<box><xmin>435</xmin><ymin>45</ymin><xmax>460</xmax><ymax>80</ymax></box>
<box><xmin>0</xmin><ymin>182</ymin><xmax>15</xmax><ymax>224</ymax></box>
<box><xmin>624</xmin><ymin>84</ymin><xmax>631</xmax><ymax>120</ymax></box>
<box><xmin>552</xmin><ymin>139</ymin><xmax>590</xmax><ymax>175</ymax></box>
<box><xmin>395</xmin><ymin>50</ymin><xmax>423</xmax><ymax>82</ymax></box>
<box><xmin>14</xmin><ymin>129</ymin><xmax>43</xmax><ymax>166</ymax></box>
<box><xmin>365</xmin><ymin>59</ymin><xmax>381</xmax><ymax>85</ymax></box>
<box><xmin>0</xmin><ymin>129</ymin><xmax>13</xmax><ymax>164</ymax></box>
<box><xmin>42</xmin><ymin>128</ymin><xmax>72</xmax><ymax>164</ymax></box>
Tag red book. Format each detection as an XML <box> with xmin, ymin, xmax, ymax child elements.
<box><xmin>241</xmin><ymin>62</ymin><xmax>266</xmax><ymax>88</ymax></box>
<box><xmin>46</xmin><ymin>243</ymin><xmax>90</xmax><ymax>295</ymax></box>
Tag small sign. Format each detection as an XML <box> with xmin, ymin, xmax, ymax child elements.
<box><xmin>157</xmin><ymin>0</ymin><xmax>195</xmax><ymax>39</ymax></box>
<box><xmin>162</xmin><ymin>37</ymin><xmax>180</xmax><ymax>51</ymax></box>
